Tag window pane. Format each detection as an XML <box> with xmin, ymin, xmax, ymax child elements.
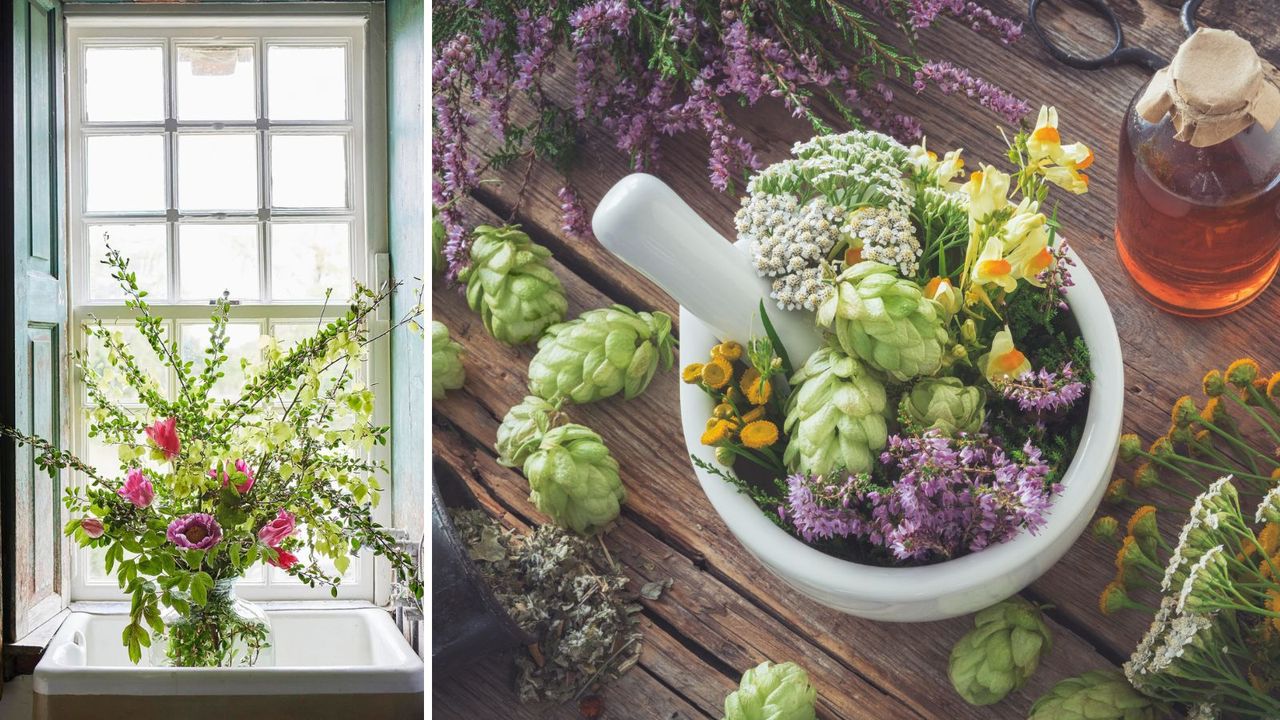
<box><xmin>178</xmin><ymin>224</ymin><xmax>260</xmax><ymax>301</ymax></box>
<box><xmin>267</xmin><ymin>46</ymin><xmax>346</xmax><ymax>120</ymax></box>
<box><xmin>176</xmin><ymin>46</ymin><xmax>255</xmax><ymax>121</ymax></box>
<box><xmin>270</xmin><ymin>223</ymin><xmax>350</xmax><ymax>300</ymax></box>
<box><xmin>178</xmin><ymin>134</ymin><xmax>258</xmax><ymax>212</ymax></box>
<box><xmin>179</xmin><ymin>322</ymin><xmax>261</xmax><ymax>400</ymax></box>
<box><xmin>83</xmin><ymin>322</ymin><xmax>171</xmax><ymax>406</ymax></box>
<box><xmin>85</xmin><ymin>135</ymin><xmax>165</xmax><ymax>212</ymax></box>
<box><xmin>84</xmin><ymin>46</ymin><xmax>163</xmax><ymax>122</ymax></box>
<box><xmin>270</xmin><ymin>135</ymin><xmax>346</xmax><ymax>208</ymax></box>
<box><xmin>88</xmin><ymin>224</ymin><xmax>167</xmax><ymax>301</ymax></box>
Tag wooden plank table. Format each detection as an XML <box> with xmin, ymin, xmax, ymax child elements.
<box><xmin>431</xmin><ymin>2</ymin><xmax>1280</xmax><ymax>717</ymax></box>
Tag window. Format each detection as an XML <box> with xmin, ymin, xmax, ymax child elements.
<box><xmin>66</xmin><ymin>12</ymin><xmax>388</xmax><ymax>602</ymax></box>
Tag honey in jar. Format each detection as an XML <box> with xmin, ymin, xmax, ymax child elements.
<box><xmin>1115</xmin><ymin>29</ymin><xmax>1280</xmax><ymax>317</ymax></box>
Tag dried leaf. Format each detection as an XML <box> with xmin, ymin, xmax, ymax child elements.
<box><xmin>640</xmin><ymin>578</ymin><xmax>673</xmax><ymax>600</ymax></box>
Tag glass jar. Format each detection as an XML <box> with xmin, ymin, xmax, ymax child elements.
<box><xmin>148</xmin><ymin>576</ymin><xmax>275</xmax><ymax>668</ymax></box>
<box><xmin>1115</xmin><ymin>31</ymin><xmax>1280</xmax><ymax>317</ymax></box>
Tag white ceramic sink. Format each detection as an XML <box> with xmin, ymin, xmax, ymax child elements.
<box><xmin>33</xmin><ymin>607</ymin><xmax>423</xmax><ymax>720</ymax></box>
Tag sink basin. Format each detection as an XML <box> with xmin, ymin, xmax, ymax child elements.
<box><xmin>33</xmin><ymin>607</ymin><xmax>423</xmax><ymax>720</ymax></box>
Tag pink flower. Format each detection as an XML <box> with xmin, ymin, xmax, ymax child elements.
<box><xmin>268</xmin><ymin>549</ymin><xmax>299</xmax><ymax>570</ymax></box>
<box><xmin>257</xmin><ymin>510</ymin><xmax>296</xmax><ymax>548</ymax></box>
<box><xmin>81</xmin><ymin>518</ymin><xmax>105</xmax><ymax>539</ymax></box>
<box><xmin>144</xmin><ymin>417</ymin><xmax>181</xmax><ymax>461</ymax></box>
<box><xmin>166</xmin><ymin>513</ymin><xmax>222</xmax><ymax>550</ymax></box>
<box><xmin>209</xmin><ymin>459</ymin><xmax>255</xmax><ymax>494</ymax></box>
<box><xmin>117</xmin><ymin>468</ymin><xmax>155</xmax><ymax>508</ymax></box>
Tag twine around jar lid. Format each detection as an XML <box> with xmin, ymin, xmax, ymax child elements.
<box><xmin>1136</xmin><ymin>28</ymin><xmax>1280</xmax><ymax>147</ymax></box>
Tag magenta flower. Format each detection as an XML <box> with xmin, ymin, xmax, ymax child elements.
<box><xmin>209</xmin><ymin>459</ymin><xmax>255</xmax><ymax>494</ymax></box>
<box><xmin>167</xmin><ymin>513</ymin><xmax>222</xmax><ymax>550</ymax></box>
<box><xmin>144</xmin><ymin>417</ymin><xmax>181</xmax><ymax>461</ymax></box>
<box><xmin>268</xmin><ymin>549</ymin><xmax>299</xmax><ymax>570</ymax></box>
<box><xmin>81</xmin><ymin>518</ymin><xmax>105</xmax><ymax>539</ymax></box>
<box><xmin>257</xmin><ymin>510</ymin><xmax>296</xmax><ymax>548</ymax></box>
<box><xmin>117</xmin><ymin>468</ymin><xmax>155</xmax><ymax>508</ymax></box>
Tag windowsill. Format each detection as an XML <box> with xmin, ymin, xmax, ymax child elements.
<box><xmin>3</xmin><ymin>601</ymin><xmax>393</xmax><ymax>678</ymax></box>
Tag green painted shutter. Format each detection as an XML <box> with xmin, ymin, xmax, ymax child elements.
<box><xmin>3</xmin><ymin>0</ymin><xmax>69</xmax><ymax>643</ymax></box>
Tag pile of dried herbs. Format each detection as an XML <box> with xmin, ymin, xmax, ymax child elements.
<box><xmin>449</xmin><ymin>509</ymin><xmax>643</xmax><ymax>704</ymax></box>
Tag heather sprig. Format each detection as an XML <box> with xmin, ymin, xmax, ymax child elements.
<box><xmin>432</xmin><ymin>0</ymin><xmax>1029</xmax><ymax>282</ymax></box>
<box><xmin>996</xmin><ymin>362</ymin><xmax>1087</xmax><ymax>415</ymax></box>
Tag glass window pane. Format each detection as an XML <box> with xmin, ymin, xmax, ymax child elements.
<box><xmin>178</xmin><ymin>134</ymin><xmax>258</xmax><ymax>212</ymax></box>
<box><xmin>179</xmin><ymin>322</ymin><xmax>261</xmax><ymax>400</ymax></box>
<box><xmin>85</xmin><ymin>135</ymin><xmax>165</xmax><ymax>212</ymax></box>
<box><xmin>267</xmin><ymin>46</ymin><xmax>346</xmax><ymax>121</ymax></box>
<box><xmin>84</xmin><ymin>46</ymin><xmax>163</xmax><ymax>122</ymax></box>
<box><xmin>176</xmin><ymin>45</ymin><xmax>256</xmax><ymax>121</ymax></box>
<box><xmin>270</xmin><ymin>223</ymin><xmax>350</xmax><ymax>300</ymax></box>
<box><xmin>178</xmin><ymin>224</ymin><xmax>260</xmax><ymax>301</ymax></box>
<box><xmin>270</xmin><ymin>135</ymin><xmax>346</xmax><ymax>208</ymax></box>
<box><xmin>83</xmin><ymin>322</ymin><xmax>171</xmax><ymax>406</ymax></box>
<box><xmin>88</xmin><ymin>224</ymin><xmax>167</xmax><ymax>301</ymax></box>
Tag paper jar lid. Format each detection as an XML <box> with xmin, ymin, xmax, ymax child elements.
<box><xmin>1136</xmin><ymin>28</ymin><xmax>1280</xmax><ymax>147</ymax></box>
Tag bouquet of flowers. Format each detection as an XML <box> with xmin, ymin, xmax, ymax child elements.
<box><xmin>1074</xmin><ymin>359</ymin><xmax>1280</xmax><ymax>718</ymax></box>
<box><xmin>1</xmin><ymin>248</ymin><xmax>423</xmax><ymax>667</ymax></box>
<box><xmin>684</xmin><ymin>107</ymin><xmax>1095</xmax><ymax>566</ymax></box>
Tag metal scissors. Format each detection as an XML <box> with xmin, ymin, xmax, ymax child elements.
<box><xmin>1028</xmin><ymin>0</ymin><xmax>1203</xmax><ymax>73</ymax></box>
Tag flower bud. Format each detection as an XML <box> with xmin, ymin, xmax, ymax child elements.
<box><xmin>81</xmin><ymin>517</ymin><xmax>105</xmax><ymax>539</ymax></box>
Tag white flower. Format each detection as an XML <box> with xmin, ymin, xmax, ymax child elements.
<box><xmin>1257</xmin><ymin>485</ymin><xmax>1280</xmax><ymax>524</ymax></box>
<box><xmin>1176</xmin><ymin>546</ymin><xmax>1224</xmax><ymax>614</ymax></box>
<box><xmin>1125</xmin><ymin>596</ymin><xmax>1176</xmax><ymax>689</ymax></box>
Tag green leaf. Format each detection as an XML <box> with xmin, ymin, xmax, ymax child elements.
<box><xmin>758</xmin><ymin>300</ymin><xmax>793</xmax><ymax>376</ymax></box>
<box><xmin>190</xmin><ymin>571</ymin><xmax>214</xmax><ymax>607</ymax></box>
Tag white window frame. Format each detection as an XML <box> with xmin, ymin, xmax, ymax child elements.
<box><xmin>65</xmin><ymin>9</ymin><xmax>390</xmax><ymax>603</ymax></box>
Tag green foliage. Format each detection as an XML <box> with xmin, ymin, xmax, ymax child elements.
<box><xmin>3</xmin><ymin>246</ymin><xmax>424</xmax><ymax>666</ymax></box>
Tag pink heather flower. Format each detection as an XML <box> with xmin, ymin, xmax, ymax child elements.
<box><xmin>257</xmin><ymin>510</ymin><xmax>296</xmax><ymax>548</ymax></box>
<box><xmin>144</xmin><ymin>417</ymin><xmax>181</xmax><ymax>461</ymax></box>
<box><xmin>81</xmin><ymin>518</ymin><xmax>105</xmax><ymax>539</ymax></box>
<box><xmin>167</xmin><ymin>513</ymin><xmax>222</xmax><ymax>550</ymax></box>
<box><xmin>210</xmin><ymin>459</ymin><xmax>256</xmax><ymax>494</ymax></box>
<box><xmin>117</xmin><ymin>468</ymin><xmax>155</xmax><ymax>508</ymax></box>
<box><xmin>268</xmin><ymin>549</ymin><xmax>299</xmax><ymax>570</ymax></box>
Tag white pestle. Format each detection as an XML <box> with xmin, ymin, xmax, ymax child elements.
<box><xmin>592</xmin><ymin>173</ymin><xmax>821</xmax><ymax>364</ymax></box>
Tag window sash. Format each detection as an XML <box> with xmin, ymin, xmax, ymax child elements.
<box><xmin>65</xmin><ymin>14</ymin><xmax>388</xmax><ymax>603</ymax></box>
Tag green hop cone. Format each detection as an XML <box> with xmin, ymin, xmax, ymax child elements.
<box><xmin>432</xmin><ymin>206</ymin><xmax>446</xmax><ymax>276</ymax></box>
<box><xmin>723</xmin><ymin>661</ymin><xmax>817</xmax><ymax>720</ymax></box>
<box><xmin>523</xmin><ymin>424</ymin><xmax>625</xmax><ymax>534</ymax></box>
<box><xmin>460</xmin><ymin>225</ymin><xmax>567</xmax><ymax>345</ymax></box>
<box><xmin>496</xmin><ymin>395</ymin><xmax>561</xmax><ymax>468</ymax></box>
<box><xmin>431</xmin><ymin>321</ymin><xmax>465</xmax><ymax>400</ymax></box>
<box><xmin>817</xmin><ymin>261</ymin><xmax>948</xmax><ymax>382</ymax></box>
<box><xmin>901</xmin><ymin>377</ymin><xmax>985</xmax><ymax>436</ymax></box>
<box><xmin>949</xmin><ymin>597</ymin><xmax>1052</xmax><ymax>705</ymax></box>
<box><xmin>528</xmin><ymin>305</ymin><xmax>675</xmax><ymax>404</ymax></box>
<box><xmin>1030</xmin><ymin>669</ymin><xmax>1163</xmax><ymax>720</ymax></box>
<box><xmin>783</xmin><ymin>346</ymin><xmax>887</xmax><ymax>475</ymax></box>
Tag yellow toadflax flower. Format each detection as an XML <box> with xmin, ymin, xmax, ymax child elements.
<box><xmin>923</xmin><ymin>276</ymin><xmax>961</xmax><ymax>316</ymax></box>
<box><xmin>980</xmin><ymin>327</ymin><xmax>1031</xmax><ymax>384</ymax></box>
<box><xmin>740</xmin><ymin>420</ymin><xmax>780</xmax><ymax>449</ymax></box>
<box><xmin>971</xmin><ymin>238</ymin><xmax>1018</xmax><ymax>293</ymax></box>
<box><xmin>907</xmin><ymin>139</ymin><xmax>965</xmax><ymax>190</ymax></box>
<box><xmin>701</xmin><ymin>356</ymin><xmax>733</xmax><ymax>389</ymax></box>
<box><xmin>1027</xmin><ymin>106</ymin><xmax>1093</xmax><ymax>194</ymax></box>
<box><xmin>963</xmin><ymin>165</ymin><xmax>1011</xmax><ymax>224</ymax></box>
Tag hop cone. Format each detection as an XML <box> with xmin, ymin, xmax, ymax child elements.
<box><xmin>784</xmin><ymin>346</ymin><xmax>887</xmax><ymax>476</ymax></box>
<box><xmin>497</xmin><ymin>396</ymin><xmax>560</xmax><ymax>468</ymax></box>
<box><xmin>1030</xmin><ymin>670</ymin><xmax>1163</xmax><ymax>720</ymax></box>
<box><xmin>431</xmin><ymin>321</ymin><xmax>465</xmax><ymax>400</ymax></box>
<box><xmin>902</xmin><ymin>377</ymin><xmax>985</xmax><ymax>436</ymax></box>
<box><xmin>949</xmin><ymin>598</ymin><xmax>1052</xmax><ymax>705</ymax></box>
<box><xmin>460</xmin><ymin>225</ymin><xmax>567</xmax><ymax>345</ymax></box>
<box><xmin>528</xmin><ymin>305</ymin><xmax>675</xmax><ymax>404</ymax></box>
<box><xmin>817</xmin><ymin>261</ymin><xmax>948</xmax><ymax>382</ymax></box>
<box><xmin>523</xmin><ymin>424</ymin><xmax>625</xmax><ymax>534</ymax></box>
<box><xmin>724</xmin><ymin>661</ymin><xmax>817</xmax><ymax>720</ymax></box>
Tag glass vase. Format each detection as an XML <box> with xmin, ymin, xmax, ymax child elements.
<box><xmin>148</xmin><ymin>576</ymin><xmax>275</xmax><ymax>668</ymax></box>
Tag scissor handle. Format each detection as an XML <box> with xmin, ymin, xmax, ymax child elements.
<box><xmin>1028</xmin><ymin>0</ymin><xmax>1171</xmax><ymax>73</ymax></box>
